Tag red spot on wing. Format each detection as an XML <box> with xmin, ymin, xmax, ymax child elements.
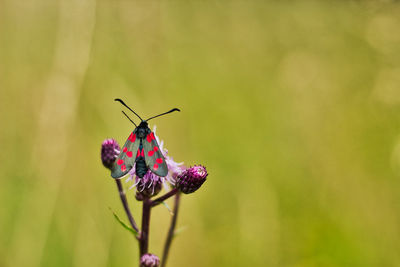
<box><xmin>156</xmin><ymin>158</ymin><xmax>163</xmax><ymax>164</ymax></box>
<box><xmin>117</xmin><ymin>159</ymin><xmax>124</xmax><ymax>165</ymax></box>
<box><xmin>141</xmin><ymin>149</ymin><xmax>145</xmax><ymax>157</ymax></box>
<box><xmin>136</xmin><ymin>150</ymin><xmax>140</xmax><ymax>158</ymax></box>
<box><xmin>129</xmin><ymin>133</ymin><xmax>136</xmax><ymax>142</ymax></box>
<box><xmin>121</xmin><ymin>165</ymin><xmax>126</xmax><ymax>172</ymax></box>
<box><xmin>150</xmin><ymin>132</ymin><xmax>155</xmax><ymax>140</ymax></box>
<box><xmin>153</xmin><ymin>164</ymin><xmax>159</xmax><ymax>170</ymax></box>
<box><xmin>126</xmin><ymin>151</ymin><xmax>133</xmax><ymax>157</ymax></box>
<box><xmin>154</xmin><ymin>146</ymin><xmax>159</xmax><ymax>152</ymax></box>
<box><xmin>123</xmin><ymin>147</ymin><xmax>128</xmax><ymax>152</ymax></box>
<box><xmin>146</xmin><ymin>134</ymin><xmax>152</xmax><ymax>143</ymax></box>
<box><xmin>148</xmin><ymin>150</ymin><xmax>154</xmax><ymax>157</ymax></box>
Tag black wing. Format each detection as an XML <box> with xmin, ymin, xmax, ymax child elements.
<box><xmin>143</xmin><ymin>131</ymin><xmax>168</xmax><ymax>177</ymax></box>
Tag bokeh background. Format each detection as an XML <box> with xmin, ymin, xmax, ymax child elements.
<box><xmin>1</xmin><ymin>0</ymin><xmax>400</xmax><ymax>266</ymax></box>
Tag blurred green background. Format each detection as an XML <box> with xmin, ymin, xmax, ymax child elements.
<box><xmin>1</xmin><ymin>0</ymin><xmax>400</xmax><ymax>266</ymax></box>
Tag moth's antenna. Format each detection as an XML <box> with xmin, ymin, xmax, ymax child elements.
<box><xmin>145</xmin><ymin>108</ymin><xmax>181</xmax><ymax>122</ymax></box>
<box><xmin>122</xmin><ymin>111</ymin><xmax>137</xmax><ymax>127</ymax></box>
<box><xmin>115</xmin><ymin>98</ymin><xmax>143</xmax><ymax>121</ymax></box>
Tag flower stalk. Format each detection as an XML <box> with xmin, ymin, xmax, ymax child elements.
<box><xmin>161</xmin><ymin>192</ymin><xmax>181</xmax><ymax>267</ymax></box>
<box><xmin>115</xmin><ymin>179</ymin><xmax>140</xmax><ymax>236</ymax></box>
<box><xmin>139</xmin><ymin>197</ymin><xmax>152</xmax><ymax>257</ymax></box>
<box><xmin>151</xmin><ymin>188</ymin><xmax>179</xmax><ymax>207</ymax></box>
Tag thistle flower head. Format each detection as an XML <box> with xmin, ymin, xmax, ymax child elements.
<box><xmin>134</xmin><ymin>171</ymin><xmax>163</xmax><ymax>199</ymax></box>
<box><xmin>140</xmin><ymin>253</ymin><xmax>160</xmax><ymax>267</ymax></box>
<box><xmin>176</xmin><ymin>165</ymin><xmax>208</xmax><ymax>194</ymax></box>
<box><xmin>101</xmin><ymin>139</ymin><xmax>120</xmax><ymax>169</ymax></box>
<box><xmin>152</xmin><ymin>126</ymin><xmax>185</xmax><ymax>184</ymax></box>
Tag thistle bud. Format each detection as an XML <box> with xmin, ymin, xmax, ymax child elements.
<box><xmin>101</xmin><ymin>139</ymin><xmax>120</xmax><ymax>169</ymax></box>
<box><xmin>176</xmin><ymin>165</ymin><xmax>208</xmax><ymax>194</ymax></box>
<box><xmin>140</xmin><ymin>253</ymin><xmax>160</xmax><ymax>267</ymax></box>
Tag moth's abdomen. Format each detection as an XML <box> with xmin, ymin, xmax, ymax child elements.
<box><xmin>136</xmin><ymin>157</ymin><xmax>148</xmax><ymax>178</ymax></box>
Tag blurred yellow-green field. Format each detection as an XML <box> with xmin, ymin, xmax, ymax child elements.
<box><xmin>1</xmin><ymin>0</ymin><xmax>400</xmax><ymax>266</ymax></box>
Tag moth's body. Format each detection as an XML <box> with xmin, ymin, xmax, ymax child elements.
<box><xmin>135</xmin><ymin>153</ymin><xmax>148</xmax><ymax>178</ymax></box>
<box><xmin>135</xmin><ymin>121</ymin><xmax>151</xmax><ymax>178</ymax></box>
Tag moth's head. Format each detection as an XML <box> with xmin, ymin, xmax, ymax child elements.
<box><xmin>137</xmin><ymin>121</ymin><xmax>149</xmax><ymax>138</ymax></box>
<box><xmin>138</xmin><ymin>121</ymin><xmax>148</xmax><ymax>128</ymax></box>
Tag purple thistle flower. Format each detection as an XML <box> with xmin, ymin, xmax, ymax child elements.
<box><xmin>101</xmin><ymin>139</ymin><xmax>120</xmax><ymax>169</ymax></box>
<box><xmin>140</xmin><ymin>253</ymin><xmax>160</xmax><ymax>267</ymax></box>
<box><xmin>176</xmin><ymin>165</ymin><xmax>208</xmax><ymax>194</ymax></box>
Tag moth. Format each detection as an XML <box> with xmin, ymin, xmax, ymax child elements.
<box><xmin>111</xmin><ymin>98</ymin><xmax>180</xmax><ymax>179</ymax></box>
